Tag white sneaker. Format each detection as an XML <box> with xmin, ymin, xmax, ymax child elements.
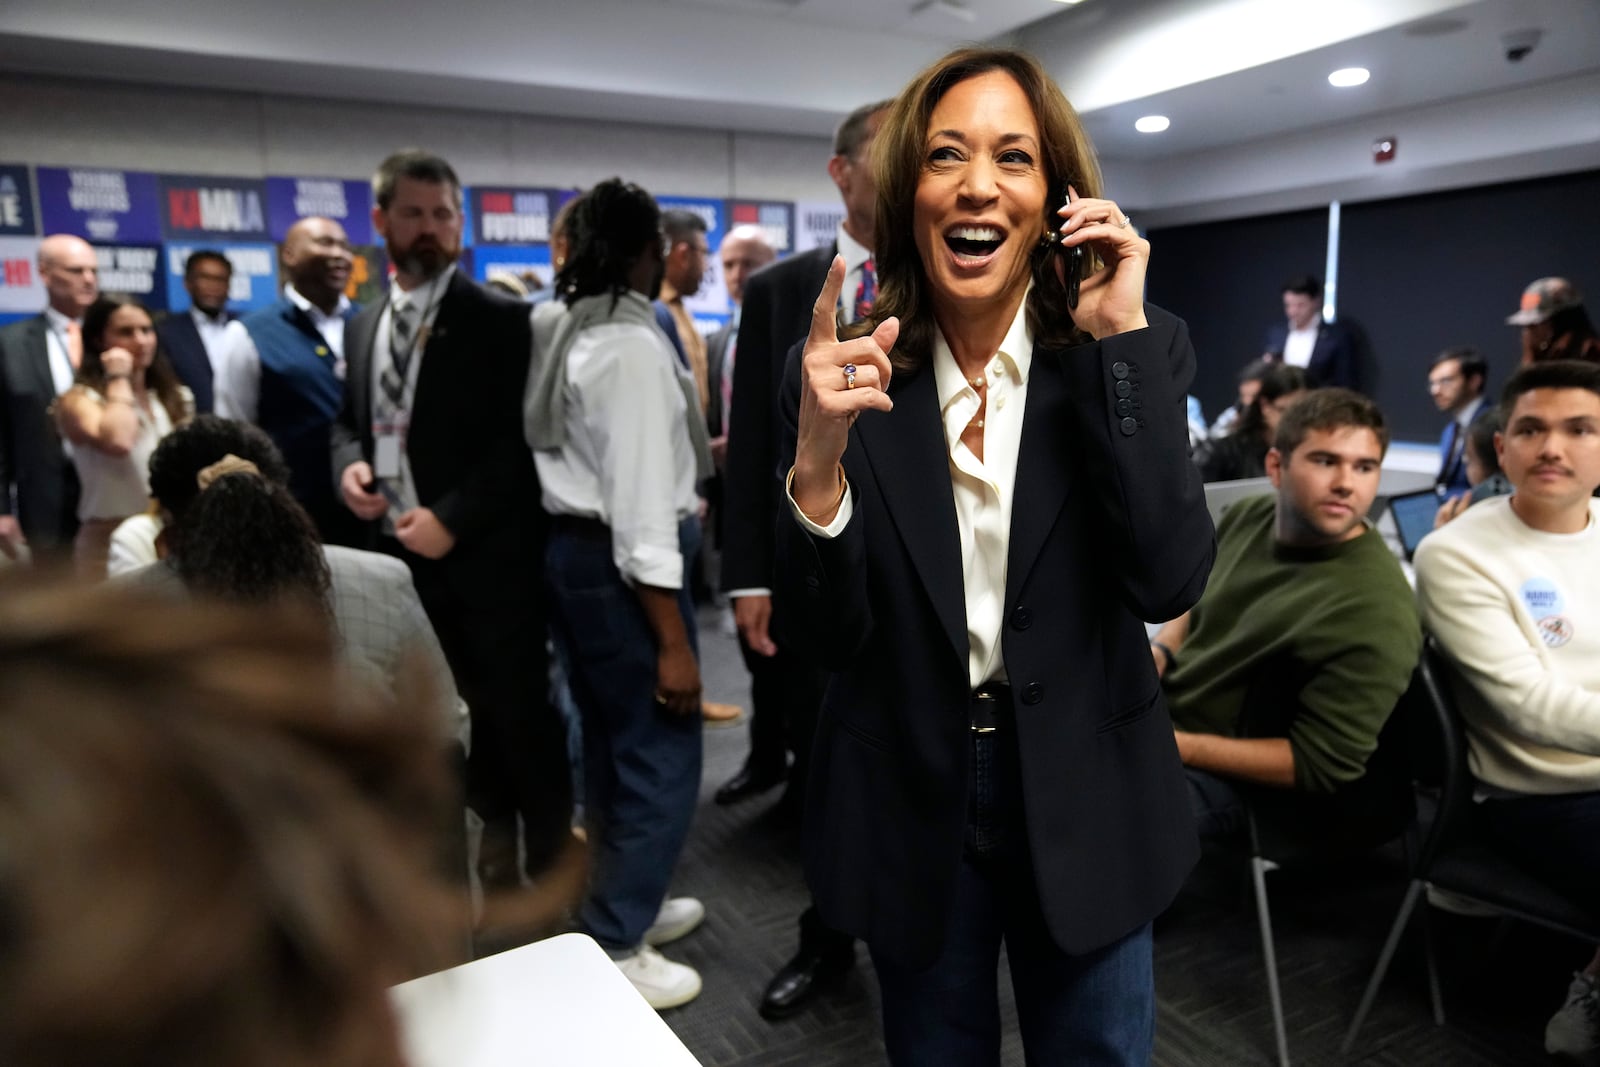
<box><xmin>1546</xmin><ymin>972</ymin><xmax>1600</xmax><ymax>1059</ymax></box>
<box><xmin>614</xmin><ymin>946</ymin><xmax>702</xmax><ymax>1010</ymax></box>
<box><xmin>644</xmin><ymin>896</ymin><xmax>705</xmax><ymax>946</ymax></box>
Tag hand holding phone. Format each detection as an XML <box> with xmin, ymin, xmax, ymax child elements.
<box><xmin>1045</xmin><ymin>180</ymin><xmax>1083</xmax><ymax>310</ymax></box>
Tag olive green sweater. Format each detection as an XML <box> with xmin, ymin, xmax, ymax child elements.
<box><xmin>1163</xmin><ymin>494</ymin><xmax>1421</xmax><ymax>793</ymax></box>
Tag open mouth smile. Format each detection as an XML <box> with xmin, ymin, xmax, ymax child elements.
<box><xmin>944</xmin><ymin>225</ymin><xmax>1005</xmax><ymax>263</ymax></box>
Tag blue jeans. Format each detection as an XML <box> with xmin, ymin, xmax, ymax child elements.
<box><xmin>871</xmin><ymin>726</ymin><xmax>1155</xmax><ymax>1066</ymax></box>
<box><xmin>546</xmin><ymin>516</ymin><xmax>702</xmax><ymax>953</ymax></box>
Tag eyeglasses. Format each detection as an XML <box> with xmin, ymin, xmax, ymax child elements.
<box><xmin>1427</xmin><ymin>373</ymin><xmax>1462</xmax><ymax>390</ymax></box>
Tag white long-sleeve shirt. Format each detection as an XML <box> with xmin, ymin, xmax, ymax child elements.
<box><xmin>535</xmin><ymin>291</ymin><xmax>699</xmax><ymax>589</ymax></box>
<box><xmin>1415</xmin><ymin>495</ymin><xmax>1600</xmax><ymax>794</ymax></box>
<box><xmin>791</xmin><ymin>294</ymin><xmax>1032</xmax><ymax>688</ymax></box>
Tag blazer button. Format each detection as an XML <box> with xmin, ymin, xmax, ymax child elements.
<box><xmin>1020</xmin><ymin>682</ymin><xmax>1044</xmax><ymax>705</ymax></box>
<box><xmin>1119</xmin><ymin>416</ymin><xmax>1139</xmax><ymax>436</ymax></box>
<box><xmin>1114</xmin><ymin>380</ymin><xmax>1132</xmax><ymax>398</ymax></box>
<box><xmin>1011</xmin><ymin>606</ymin><xmax>1033</xmax><ymax>631</ymax></box>
<box><xmin>1111</xmin><ymin>361</ymin><xmax>1131</xmax><ymax>380</ymax></box>
<box><xmin>1116</xmin><ymin>398</ymin><xmax>1133</xmax><ymax>417</ymax></box>
<box><xmin>806</xmin><ymin>574</ymin><xmax>821</xmax><ymax>589</ymax></box>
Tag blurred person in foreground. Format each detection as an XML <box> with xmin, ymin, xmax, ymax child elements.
<box><xmin>0</xmin><ymin>578</ymin><xmax>460</xmax><ymax>1067</ymax></box>
<box><xmin>1510</xmin><ymin>277</ymin><xmax>1599</xmax><ymax>366</ymax></box>
<box><xmin>778</xmin><ymin>46</ymin><xmax>1213</xmax><ymax>1063</ymax></box>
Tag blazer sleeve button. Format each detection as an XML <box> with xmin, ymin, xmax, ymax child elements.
<box><xmin>1111</xmin><ymin>361</ymin><xmax>1131</xmax><ymax>380</ymax></box>
<box><xmin>1114</xmin><ymin>379</ymin><xmax>1132</xmax><ymax>398</ymax></box>
<box><xmin>1010</xmin><ymin>606</ymin><xmax>1032</xmax><ymax>631</ymax></box>
<box><xmin>1020</xmin><ymin>682</ymin><xmax>1044</xmax><ymax>705</ymax></box>
<box><xmin>1119</xmin><ymin>416</ymin><xmax>1138</xmax><ymax>436</ymax></box>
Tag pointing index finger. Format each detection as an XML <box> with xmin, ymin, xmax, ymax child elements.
<box><xmin>808</xmin><ymin>255</ymin><xmax>847</xmax><ymax>348</ymax></box>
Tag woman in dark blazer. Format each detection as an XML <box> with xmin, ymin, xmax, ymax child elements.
<box><xmin>777</xmin><ymin>47</ymin><xmax>1215</xmax><ymax>1064</ymax></box>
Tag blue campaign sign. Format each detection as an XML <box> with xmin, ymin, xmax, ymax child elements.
<box><xmin>466</xmin><ymin>244</ymin><xmax>554</xmax><ymax>295</ymax></box>
<box><xmin>656</xmin><ymin>195</ymin><xmax>728</xmax><ymax>317</ymax></box>
<box><xmin>265</xmin><ymin>176</ymin><xmax>374</xmax><ymax>245</ymax></box>
<box><xmin>0</xmin><ymin>165</ymin><xmax>37</xmax><ymax>236</ymax></box>
<box><xmin>165</xmin><ymin>242</ymin><xmax>279</xmax><ymax>314</ymax></box>
<box><xmin>470</xmin><ymin>187</ymin><xmax>572</xmax><ymax>246</ymax></box>
<box><xmin>160</xmin><ymin>175</ymin><xmax>271</xmax><ymax>242</ymax></box>
<box><xmin>36</xmin><ymin>167</ymin><xmax>163</xmax><ymax>243</ymax></box>
<box><xmin>91</xmin><ymin>243</ymin><xmax>167</xmax><ymax>308</ymax></box>
<box><xmin>728</xmin><ymin>199</ymin><xmax>795</xmax><ymax>256</ymax></box>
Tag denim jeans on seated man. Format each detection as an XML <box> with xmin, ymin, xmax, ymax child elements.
<box><xmin>546</xmin><ymin>516</ymin><xmax>702</xmax><ymax>954</ymax></box>
<box><xmin>870</xmin><ymin>723</ymin><xmax>1155</xmax><ymax>1067</ymax></box>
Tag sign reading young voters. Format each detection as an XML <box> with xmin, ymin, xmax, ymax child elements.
<box><xmin>36</xmin><ymin>167</ymin><xmax>163</xmax><ymax>244</ymax></box>
<box><xmin>159</xmin><ymin>175</ymin><xmax>271</xmax><ymax>242</ymax></box>
<box><xmin>165</xmin><ymin>242</ymin><xmax>278</xmax><ymax>313</ymax></box>
<box><xmin>0</xmin><ymin>166</ymin><xmax>38</xmax><ymax>237</ymax></box>
<box><xmin>795</xmin><ymin>200</ymin><xmax>845</xmax><ymax>253</ymax></box>
<box><xmin>91</xmin><ymin>243</ymin><xmax>167</xmax><ymax>308</ymax></box>
<box><xmin>728</xmin><ymin>199</ymin><xmax>795</xmax><ymax>257</ymax></box>
<box><xmin>265</xmin><ymin>177</ymin><xmax>374</xmax><ymax>245</ymax></box>
<box><xmin>469</xmin><ymin>187</ymin><xmax>576</xmax><ymax>246</ymax></box>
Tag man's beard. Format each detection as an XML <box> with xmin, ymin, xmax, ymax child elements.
<box><xmin>394</xmin><ymin>239</ymin><xmax>457</xmax><ymax>280</ymax></box>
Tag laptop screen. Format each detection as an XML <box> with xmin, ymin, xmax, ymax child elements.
<box><xmin>1388</xmin><ymin>489</ymin><xmax>1442</xmax><ymax>559</ymax></box>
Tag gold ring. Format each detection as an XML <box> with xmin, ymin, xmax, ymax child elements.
<box><xmin>653</xmin><ymin>693</ymin><xmax>668</xmax><ymax>706</ymax></box>
<box><xmin>844</xmin><ymin>363</ymin><xmax>857</xmax><ymax>390</ymax></box>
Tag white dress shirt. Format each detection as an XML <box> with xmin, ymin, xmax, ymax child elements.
<box><xmin>42</xmin><ymin>306</ymin><xmax>80</xmax><ymax>396</ymax></box>
<box><xmin>535</xmin><ymin>290</ymin><xmax>700</xmax><ymax>590</ymax></box>
<box><xmin>190</xmin><ymin>307</ymin><xmax>232</xmax><ymax>376</ymax></box>
<box><xmin>790</xmin><ymin>293</ymin><xmax>1034</xmax><ymax>687</ymax></box>
<box><xmin>372</xmin><ymin>266</ymin><xmax>454</xmax><ymax>529</ymax></box>
<box><xmin>213</xmin><ymin>284</ymin><xmax>351</xmax><ymax>422</ymax></box>
<box><xmin>1282</xmin><ymin>322</ymin><xmax>1318</xmax><ymax>369</ymax></box>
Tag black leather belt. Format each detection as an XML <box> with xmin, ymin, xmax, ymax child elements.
<box><xmin>550</xmin><ymin>514</ymin><xmax>612</xmax><ymax>541</ymax></box>
<box><xmin>970</xmin><ymin>684</ymin><xmax>1012</xmax><ymax>733</ymax></box>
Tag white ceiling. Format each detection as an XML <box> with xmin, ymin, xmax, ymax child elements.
<box><xmin>1</xmin><ymin>0</ymin><xmax>1596</xmax><ymax>169</ymax></box>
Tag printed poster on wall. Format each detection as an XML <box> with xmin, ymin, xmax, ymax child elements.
<box><xmin>727</xmin><ymin>200</ymin><xmax>795</xmax><ymax>258</ymax></box>
<box><xmin>91</xmin><ymin>243</ymin><xmax>167</xmax><ymax>308</ymax></box>
<box><xmin>165</xmin><ymin>242</ymin><xmax>278</xmax><ymax>314</ymax></box>
<box><xmin>657</xmin><ymin>194</ymin><xmax>728</xmax><ymax>331</ymax></box>
<box><xmin>0</xmin><ymin>236</ymin><xmax>44</xmax><ymax>314</ymax></box>
<box><xmin>465</xmin><ymin>245</ymin><xmax>554</xmax><ymax>297</ymax></box>
<box><xmin>469</xmin><ymin>187</ymin><xmax>575</xmax><ymax>246</ymax></box>
<box><xmin>265</xmin><ymin>177</ymin><xmax>374</xmax><ymax>245</ymax></box>
<box><xmin>346</xmin><ymin>245</ymin><xmax>389</xmax><ymax>309</ymax></box>
<box><xmin>0</xmin><ymin>166</ymin><xmax>38</xmax><ymax>237</ymax></box>
<box><xmin>36</xmin><ymin>167</ymin><xmax>162</xmax><ymax>243</ymax></box>
<box><xmin>795</xmin><ymin>200</ymin><xmax>844</xmax><ymax>254</ymax></box>
<box><xmin>160</xmin><ymin>175</ymin><xmax>271</xmax><ymax>243</ymax></box>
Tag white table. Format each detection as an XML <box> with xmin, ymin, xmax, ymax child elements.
<box><xmin>390</xmin><ymin>932</ymin><xmax>702</xmax><ymax>1066</ymax></box>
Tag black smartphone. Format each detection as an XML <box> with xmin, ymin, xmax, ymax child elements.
<box><xmin>1053</xmin><ymin>180</ymin><xmax>1083</xmax><ymax>310</ymax></box>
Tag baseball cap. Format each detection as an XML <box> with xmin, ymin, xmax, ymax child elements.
<box><xmin>1507</xmin><ymin>277</ymin><xmax>1583</xmax><ymax>326</ymax></box>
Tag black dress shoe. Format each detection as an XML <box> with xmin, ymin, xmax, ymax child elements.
<box><xmin>714</xmin><ymin>765</ymin><xmax>786</xmax><ymax>806</ymax></box>
<box><xmin>759</xmin><ymin>946</ymin><xmax>854</xmax><ymax>1020</ymax></box>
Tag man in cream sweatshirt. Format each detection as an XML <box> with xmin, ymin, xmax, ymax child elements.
<box><xmin>1416</xmin><ymin>359</ymin><xmax>1600</xmax><ymax>1061</ymax></box>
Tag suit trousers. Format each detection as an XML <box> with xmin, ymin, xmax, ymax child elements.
<box><xmin>389</xmin><ymin>540</ymin><xmax>572</xmax><ymax>878</ymax></box>
<box><xmin>737</xmin><ymin>630</ymin><xmax>826</xmax><ymax>783</ymax></box>
<box><xmin>547</xmin><ymin>516</ymin><xmax>703</xmax><ymax>952</ymax></box>
<box><xmin>870</xmin><ymin>714</ymin><xmax>1155</xmax><ymax>1066</ymax></box>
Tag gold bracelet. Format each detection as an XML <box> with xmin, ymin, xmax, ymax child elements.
<box><xmin>789</xmin><ymin>465</ymin><xmax>847</xmax><ymax>523</ymax></box>
<box><xmin>103</xmin><ymin>395</ymin><xmax>137</xmax><ymax>408</ymax></box>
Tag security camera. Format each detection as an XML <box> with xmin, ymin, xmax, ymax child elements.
<box><xmin>1502</xmin><ymin>27</ymin><xmax>1542</xmax><ymax>62</ymax></box>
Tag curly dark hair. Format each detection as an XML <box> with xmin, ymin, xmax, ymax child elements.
<box><xmin>553</xmin><ymin>178</ymin><xmax>660</xmax><ymax>310</ymax></box>
<box><xmin>147</xmin><ymin>416</ymin><xmax>330</xmax><ymax>609</ymax></box>
<box><xmin>1235</xmin><ymin>363</ymin><xmax>1310</xmax><ymax>443</ymax></box>
<box><xmin>80</xmin><ymin>296</ymin><xmax>189</xmax><ymax>426</ymax></box>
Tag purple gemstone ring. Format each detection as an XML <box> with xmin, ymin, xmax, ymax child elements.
<box><xmin>843</xmin><ymin>363</ymin><xmax>857</xmax><ymax>390</ymax></box>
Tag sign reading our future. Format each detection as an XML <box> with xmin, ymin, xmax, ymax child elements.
<box><xmin>468</xmin><ymin>187</ymin><xmax>575</xmax><ymax>245</ymax></box>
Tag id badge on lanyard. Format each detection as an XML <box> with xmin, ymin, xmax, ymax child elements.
<box><xmin>373</xmin><ymin>412</ymin><xmax>411</xmax><ymax>480</ymax></box>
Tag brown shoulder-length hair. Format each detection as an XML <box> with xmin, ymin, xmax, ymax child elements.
<box><xmin>79</xmin><ymin>296</ymin><xmax>190</xmax><ymax>427</ymax></box>
<box><xmin>857</xmin><ymin>46</ymin><xmax>1103</xmax><ymax>371</ymax></box>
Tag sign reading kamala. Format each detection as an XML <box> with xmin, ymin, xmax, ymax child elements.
<box><xmin>37</xmin><ymin>167</ymin><xmax>163</xmax><ymax>243</ymax></box>
<box><xmin>160</xmin><ymin>175</ymin><xmax>271</xmax><ymax>242</ymax></box>
<box><xmin>0</xmin><ymin>166</ymin><xmax>38</xmax><ymax>237</ymax></box>
<box><xmin>470</xmin><ymin>187</ymin><xmax>575</xmax><ymax>245</ymax></box>
<box><xmin>91</xmin><ymin>244</ymin><xmax>167</xmax><ymax>308</ymax></box>
<box><xmin>728</xmin><ymin>200</ymin><xmax>794</xmax><ymax>256</ymax></box>
<box><xmin>165</xmin><ymin>243</ymin><xmax>279</xmax><ymax>314</ymax></box>
<box><xmin>265</xmin><ymin>177</ymin><xmax>374</xmax><ymax>245</ymax></box>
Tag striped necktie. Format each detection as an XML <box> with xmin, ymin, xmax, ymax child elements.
<box><xmin>382</xmin><ymin>298</ymin><xmax>417</xmax><ymax>410</ymax></box>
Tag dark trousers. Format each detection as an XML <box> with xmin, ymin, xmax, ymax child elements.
<box><xmin>1478</xmin><ymin>789</ymin><xmax>1600</xmax><ymax>923</ymax></box>
<box><xmin>871</xmin><ymin>719</ymin><xmax>1155</xmax><ymax>1066</ymax></box>
<box><xmin>547</xmin><ymin>516</ymin><xmax>703</xmax><ymax>952</ymax></box>
<box><xmin>738</xmin><ymin>631</ymin><xmax>827</xmax><ymax>783</ymax></box>
<box><xmin>387</xmin><ymin>539</ymin><xmax>572</xmax><ymax>878</ymax></box>
<box><xmin>1185</xmin><ymin>767</ymin><xmax>1249</xmax><ymax>840</ymax></box>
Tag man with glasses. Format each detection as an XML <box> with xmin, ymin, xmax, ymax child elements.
<box><xmin>1427</xmin><ymin>346</ymin><xmax>1488</xmax><ymax>497</ymax></box>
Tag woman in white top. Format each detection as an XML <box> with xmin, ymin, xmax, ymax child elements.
<box><xmin>55</xmin><ymin>296</ymin><xmax>191</xmax><ymax>577</ymax></box>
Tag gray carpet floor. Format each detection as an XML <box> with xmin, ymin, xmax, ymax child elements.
<box><xmin>645</xmin><ymin>605</ymin><xmax>1578</xmax><ymax>1065</ymax></box>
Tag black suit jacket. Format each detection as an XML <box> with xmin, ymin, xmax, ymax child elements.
<box><xmin>1263</xmin><ymin>318</ymin><xmax>1361</xmax><ymax>391</ymax></box>
<box><xmin>157</xmin><ymin>310</ymin><xmax>234</xmax><ymax>415</ymax></box>
<box><xmin>330</xmin><ymin>269</ymin><xmax>541</xmax><ymax>597</ymax></box>
<box><xmin>721</xmin><ymin>244</ymin><xmax>836</xmax><ymax>592</ymax></box>
<box><xmin>705</xmin><ymin>321</ymin><xmax>733</xmax><ymax>439</ymax></box>
<box><xmin>0</xmin><ymin>314</ymin><xmax>80</xmax><ymax>547</ymax></box>
<box><xmin>775</xmin><ymin>305</ymin><xmax>1215</xmax><ymax>969</ymax></box>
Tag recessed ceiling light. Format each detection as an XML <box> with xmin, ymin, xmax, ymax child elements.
<box><xmin>1329</xmin><ymin>67</ymin><xmax>1370</xmax><ymax>87</ymax></box>
<box><xmin>1134</xmin><ymin>115</ymin><xmax>1170</xmax><ymax>133</ymax></box>
<box><xmin>1050</xmin><ymin>0</ymin><xmax>1089</xmax><ymax>5</ymax></box>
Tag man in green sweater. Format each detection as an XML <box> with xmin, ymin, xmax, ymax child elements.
<box><xmin>1150</xmin><ymin>388</ymin><xmax>1421</xmax><ymax>840</ymax></box>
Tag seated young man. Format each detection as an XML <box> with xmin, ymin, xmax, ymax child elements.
<box><xmin>1152</xmin><ymin>389</ymin><xmax>1421</xmax><ymax>840</ymax></box>
<box><xmin>1415</xmin><ymin>360</ymin><xmax>1600</xmax><ymax>1060</ymax></box>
